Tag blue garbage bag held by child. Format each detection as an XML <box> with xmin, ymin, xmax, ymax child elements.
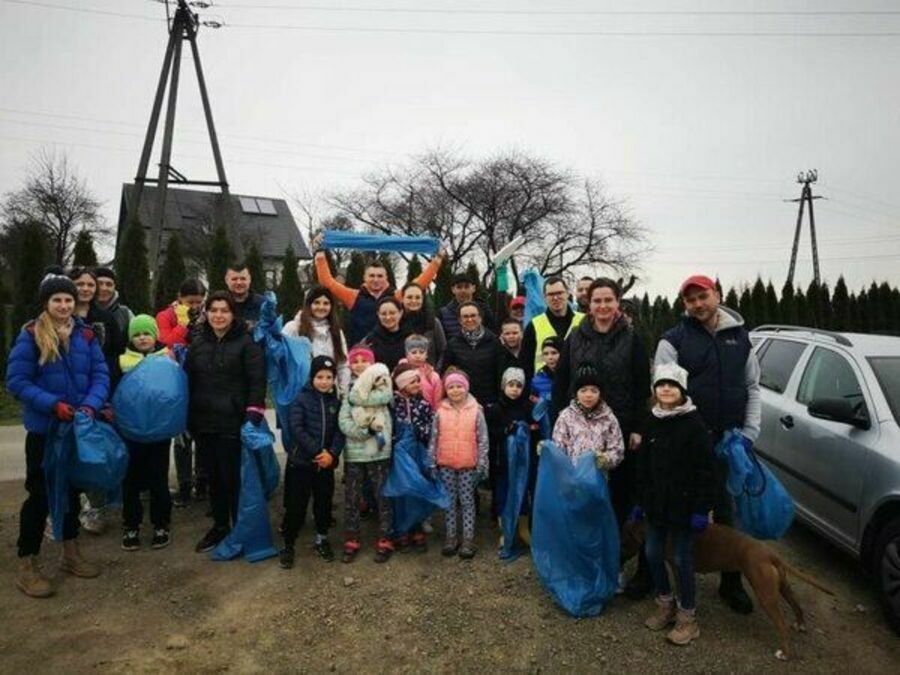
<box><xmin>521</xmin><ymin>269</ymin><xmax>547</xmax><ymax>328</ymax></box>
<box><xmin>531</xmin><ymin>441</ymin><xmax>619</xmax><ymax>617</ymax></box>
<box><xmin>499</xmin><ymin>421</ymin><xmax>531</xmax><ymax>562</ymax></box>
<box><xmin>112</xmin><ymin>355</ymin><xmax>188</xmax><ymax>442</ymax></box>
<box><xmin>210</xmin><ymin>421</ymin><xmax>280</xmax><ymax>562</ymax></box>
<box><xmin>42</xmin><ymin>420</ymin><xmax>76</xmax><ymax>540</ymax></box>
<box><xmin>383</xmin><ymin>423</ymin><xmax>449</xmax><ymax>534</ymax></box>
<box><xmin>71</xmin><ymin>411</ymin><xmax>129</xmax><ymax>502</ymax></box>
<box><xmin>532</xmin><ymin>395</ymin><xmax>553</xmax><ymax>441</ymax></box>
<box><xmin>717</xmin><ymin>429</ymin><xmax>795</xmax><ymax>540</ymax></box>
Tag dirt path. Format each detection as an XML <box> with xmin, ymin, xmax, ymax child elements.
<box><xmin>0</xmin><ymin>479</ymin><xmax>897</xmax><ymax>674</ymax></box>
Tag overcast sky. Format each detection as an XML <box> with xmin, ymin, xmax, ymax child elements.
<box><xmin>1</xmin><ymin>0</ymin><xmax>898</xmax><ymax>298</ymax></box>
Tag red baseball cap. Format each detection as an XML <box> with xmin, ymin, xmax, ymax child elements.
<box><xmin>510</xmin><ymin>296</ymin><xmax>526</xmax><ymax>309</ymax></box>
<box><xmin>679</xmin><ymin>275</ymin><xmax>716</xmax><ymax>295</ymax></box>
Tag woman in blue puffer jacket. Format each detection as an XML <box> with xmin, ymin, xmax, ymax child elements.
<box><xmin>5</xmin><ymin>274</ymin><xmax>110</xmax><ymax>598</ymax></box>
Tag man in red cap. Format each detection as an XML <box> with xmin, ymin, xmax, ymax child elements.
<box><xmin>653</xmin><ymin>274</ymin><xmax>761</xmax><ymax>615</ymax></box>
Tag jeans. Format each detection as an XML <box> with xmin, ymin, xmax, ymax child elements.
<box><xmin>645</xmin><ymin>523</ymin><xmax>696</xmax><ymax>611</ymax></box>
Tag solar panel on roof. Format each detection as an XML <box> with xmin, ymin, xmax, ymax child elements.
<box><xmin>239</xmin><ymin>197</ymin><xmax>260</xmax><ymax>214</ymax></box>
<box><xmin>257</xmin><ymin>198</ymin><xmax>277</xmax><ymax>215</ymax></box>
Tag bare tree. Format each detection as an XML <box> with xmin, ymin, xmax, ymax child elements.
<box><xmin>0</xmin><ymin>150</ymin><xmax>107</xmax><ymax>265</ymax></box>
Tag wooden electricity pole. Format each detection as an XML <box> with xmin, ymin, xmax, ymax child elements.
<box><xmin>786</xmin><ymin>169</ymin><xmax>823</xmax><ymax>287</ymax></box>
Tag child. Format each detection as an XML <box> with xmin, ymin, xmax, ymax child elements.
<box><xmin>339</xmin><ymin>361</ymin><xmax>394</xmax><ymax>563</ymax></box>
<box><xmin>347</xmin><ymin>344</ymin><xmax>375</xmax><ymax>382</ymax></box>
<box><xmin>403</xmin><ymin>334</ymin><xmax>443</xmax><ymax>410</ymax></box>
<box><xmin>391</xmin><ymin>362</ymin><xmax>435</xmax><ymax>552</ymax></box>
<box><xmin>118</xmin><ymin>315</ymin><xmax>173</xmax><ymax>551</ymax></box>
<box><xmin>428</xmin><ymin>370</ymin><xmax>489</xmax><ymax>560</ymax></box>
<box><xmin>551</xmin><ymin>365</ymin><xmax>624</xmax><ymax>469</ymax></box>
<box><xmin>635</xmin><ymin>363</ymin><xmax>715</xmax><ymax>646</ymax></box>
<box><xmin>530</xmin><ymin>336</ymin><xmax>561</xmax><ymax>404</ymax></box>
<box><xmin>281</xmin><ymin>355</ymin><xmax>345</xmax><ymax>568</ymax></box>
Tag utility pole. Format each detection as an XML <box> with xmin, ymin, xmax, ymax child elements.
<box><xmin>785</xmin><ymin>169</ymin><xmax>823</xmax><ymax>287</ymax></box>
<box><xmin>132</xmin><ymin>0</ymin><xmax>240</xmax><ymax>276</ymax></box>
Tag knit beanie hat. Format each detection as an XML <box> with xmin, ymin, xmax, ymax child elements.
<box><xmin>573</xmin><ymin>364</ymin><xmax>603</xmax><ymax>392</ymax></box>
<box><xmin>404</xmin><ymin>333</ymin><xmax>430</xmax><ymax>354</ymax></box>
<box><xmin>128</xmin><ymin>314</ymin><xmax>159</xmax><ymax>340</ymax></box>
<box><xmin>652</xmin><ymin>362</ymin><xmax>688</xmax><ymax>393</ymax></box>
<box><xmin>540</xmin><ymin>335</ymin><xmax>563</xmax><ymax>353</ymax></box>
<box><xmin>501</xmin><ymin>367</ymin><xmax>526</xmax><ymax>389</ymax></box>
<box><xmin>94</xmin><ymin>267</ymin><xmax>117</xmax><ymax>283</ymax></box>
<box><xmin>443</xmin><ymin>370</ymin><xmax>470</xmax><ymax>392</ymax></box>
<box><xmin>347</xmin><ymin>344</ymin><xmax>375</xmax><ymax>364</ymax></box>
<box><xmin>39</xmin><ymin>273</ymin><xmax>78</xmax><ymax>306</ymax></box>
<box><xmin>392</xmin><ymin>362</ymin><xmax>420</xmax><ymax>391</ymax></box>
<box><xmin>310</xmin><ymin>355</ymin><xmax>338</xmax><ymax>379</ymax></box>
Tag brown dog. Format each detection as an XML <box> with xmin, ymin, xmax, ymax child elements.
<box><xmin>621</xmin><ymin>521</ymin><xmax>835</xmax><ymax>660</ymax></box>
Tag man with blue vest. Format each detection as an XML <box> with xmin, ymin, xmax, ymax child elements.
<box><xmin>654</xmin><ymin>274</ymin><xmax>761</xmax><ymax>615</ymax></box>
<box><xmin>521</xmin><ymin>277</ymin><xmax>584</xmax><ymax>381</ymax></box>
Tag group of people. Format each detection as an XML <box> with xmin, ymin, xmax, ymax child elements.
<box><xmin>6</xmin><ymin>242</ymin><xmax>762</xmax><ymax>649</ymax></box>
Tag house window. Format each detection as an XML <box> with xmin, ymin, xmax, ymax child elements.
<box><xmin>239</xmin><ymin>197</ymin><xmax>277</xmax><ymax>216</ymax></box>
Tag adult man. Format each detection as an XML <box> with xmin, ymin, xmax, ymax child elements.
<box><xmin>441</xmin><ymin>302</ymin><xmax>504</xmax><ymax>407</ymax></box>
<box><xmin>498</xmin><ymin>318</ymin><xmax>526</xmax><ymax>375</ymax></box>
<box><xmin>225</xmin><ymin>264</ymin><xmax>265</xmax><ymax>329</ymax></box>
<box><xmin>94</xmin><ymin>267</ymin><xmax>133</xmax><ymax>341</ymax></box>
<box><xmin>575</xmin><ymin>276</ymin><xmax>593</xmax><ymax>313</ymax></box>
<box><xmin>655</xmin><ymin>274</ymin><xmax>761</xmax><ymax>615</ymax></box>
<box><xmin>439</xmin><ymin>272</ymin><xmax>497</xmax><ymax>340</ymax></box>
<box><xmin>315</xmin><ymin>250</ymin><xmax>444</xmax><ymax>346</ymax></box>
<box><xmin>521</xmin><ymin>277</ymin><xmax>584</xmax><ymax>380</ymax></box>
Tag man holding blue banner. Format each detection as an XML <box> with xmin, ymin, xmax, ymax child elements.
<box><xmin>654</xmin><ymin>274</ymin><xmax>761</xmax><ymax>615</ymax></box>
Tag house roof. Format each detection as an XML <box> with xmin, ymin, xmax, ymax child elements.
<box><xmin>116</xmin><ymin>183</ymin><xmax>311</xmax><ymax>263</ymax></box>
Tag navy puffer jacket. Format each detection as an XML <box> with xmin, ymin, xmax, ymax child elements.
<box><xmin>288</xmin><ymin>384</ymin><xmax>345</xmax><ymax>467</ymax></box>
<box><xmin>5</xmin><ymin>319</ymin><xmax>110</xmax><ymax>433</ymax></box>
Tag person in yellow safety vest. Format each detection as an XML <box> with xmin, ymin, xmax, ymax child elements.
<box><xmin>521</xmin><ymin>277</ymin><xmax>584</xmax><ymax>380</ymax></box>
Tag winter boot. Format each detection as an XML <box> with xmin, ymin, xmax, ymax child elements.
<box><xmin>441</xmin><ymin>537</ymin><xmax>459</xmax><ymax>557</ymax></box>
<box><xmin>458</xmin><ymin>539</ymin><xmax>477</xmax><ymax>560</ymax></box>
<box><xmin>15</xmin><ymin>556</ymin><xmax>53</xmax><ymax>598</ymax></box>
<box><xmin>644</xmin><ymin>596</ymin><xmax>677</xmax><ymax>631</ymax></box>
<box><xmin>60</xmin><ymin>540</ymin><xmax>100</xmax><ymax>578</ymax></box>
<box><xmin>667</xmin><ymin>609</ymin><xmax>700</xmax><ymax>645</ymax></box>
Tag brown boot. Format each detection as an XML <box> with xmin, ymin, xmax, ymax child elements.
<box><xmin>667</xmin><ymin>609</ymin><xmax>700</xmax><ymax>645</ymax></box>
<box><xmin>60</xmin><ymin>540</ymin><xmax>100</xmax><ymax>579</ymax></box>
<box><xmin>16</xmin><ymin>556</ymin><xmax>54</xmax><ymax>598</ymax></box>
<box><xmin>644</xmin><ymin>596</ymin><xmax>677</xmax><ymax>631</ymax></box>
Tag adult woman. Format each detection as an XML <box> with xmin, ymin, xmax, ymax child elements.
<box><xmin>282</xmin><ymin>285</ymin><xmax>350</xmax><ymax>393</ymax></box>
<box><xmin>363</xmin><ymin>296</ymin><xmax>410</xmax><ymax>372</ymax></box>
<box><xmin>6</xmin><ymin>274</ymin><xmax>110</xmax><ymax>597</ymax></box>
<box><xmin>441</xmin><ymin>301</ymin><xmax>504</xmax><ymax>407</ymax></box>
<box><xmin>185</xmin><ymin>291</ymin><xmax>266</xmax><ymax>553</ymax></box>
<box><xmin>552</xmin><ymin>278</ymin><xmax>650</xmax><ymax>540</ymax></box>
<box><xmin>400</xmin><ymin>282</ymin><xmax>446</xmax><ymax>367</ymax></box>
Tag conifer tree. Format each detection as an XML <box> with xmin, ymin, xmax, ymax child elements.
<box><xmin>277</xmin><ymin>245</ymin><xmax>304</xmax><ymax>322</ymax></box>
<box><xmin>154</xmin><ymin>232</ymin><xmax>187</xmax><ymax>310</ymax></box>
<box><xmin>795</xmin><ymin>288</ymin><xmax>809</xmax><ymax>327</ymax></box>
<box><xmin>118</xmin><ymin>219</ymin><xmax>151</xmax><ymax>314</ymax></box>
<box><xmin>244</xmin><ymin>241</ymin><xmax>266</xmax><ymax>294</ymax></box>
<box><xmin>71</xmin><ymin>229</ymin><xmax>98</xmax><ymax>267</ymax></box>
<box><xmin>13</xmin><ymin>221</ymin><xmax>48</xmax><ymax>326</ymax></box>
<box><xmin>433</xmin><ymin>258</ymin><xmax>454</xmax><ymax>308</ymax></box>
<box><xmin>820</xmin><ymin>283</ymin><xmax>833</xmax><ymax>330</ymax></box>
<box><xmin>206</xmin><ymin>225</ymin><xmax>234</xmax><ymax>292</ymax></box>
<box><xmin>738</xmin><ymin>287</ymin><xmax>754</xmax><ymax>327</ymax></box>
<box><xmin>780</xmin><ymin>280</ymin><xmax>797</xmax><ymax>325</ymax></box>
<box><xmin>725</xmin><ymin>287</ymin><xmax>740</xmax><ymax>311</ymax></box>
<box><xmin>750</xmin><ymin>277</ymin><xmax>767</xmax><ymax>326</ymax></box>
<box><xmin>805</xmin><ymin>280</ymin><xmax>823</xmax><ymax>328</ymax></box>
<box><xmin>406</xmin><ymin>255</ymin><xmax>423</xmax><ymax>284</ymax></box>
<box><xmin>765</xmin><ymin>281</ymin><xmax>780</xmax><ymax>325</ymax></box>
<box><xmin>831</xmin><ymin>276</ymin><xmax>851</xmax><ymax>331</ymax></box>
<box><xmin>345</xmin><ymin>252</ymin><xmax>366</xmax><ymax>289</ymax></box>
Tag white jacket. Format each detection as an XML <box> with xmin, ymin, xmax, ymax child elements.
<box><xmin>282</xmin><ymin>315</ymin><xmax>351</xmax><ymax>394</ymax></box>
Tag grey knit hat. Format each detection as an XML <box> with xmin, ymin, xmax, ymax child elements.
<box><xmin>501</xmin><ymin>367</ymin><xmax>526</xmax><ymax>389</ymax></box>
<box><xmin>404</xmin><ymin>333</ymin><xmax>430</xmax><ymax>354</ymax></box>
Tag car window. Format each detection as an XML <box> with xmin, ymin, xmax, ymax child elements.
<box><xmin>868</xmin><ymin>357</ymin><xmax>900</xmax><ymax>424</ymax></box>
<box><xmin>758</xmin><ymin>339</ymin><xmax>806</xmax><ymax>393</ymax></box>
<box><xmin>797</xmin><ymin>347</ymin><xmax>867</xmax><ymax>417</ymax></box>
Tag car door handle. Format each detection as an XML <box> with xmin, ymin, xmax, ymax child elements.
<box><xmin>779</xmin><ymin>415</ymin><xmax>794</xmax><ymax>429</ymax></box>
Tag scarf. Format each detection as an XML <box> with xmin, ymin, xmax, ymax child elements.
<box><xmin>461</xmin><ymin>325</ymin><xmax>485</xmax><ymax>347</ymax></box>
<box><xmin>652</xmin><ymin>397</ymin><xmax>697</xmax><ymax>419</ymax></box>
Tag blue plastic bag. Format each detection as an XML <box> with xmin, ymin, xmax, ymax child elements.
<box><xmin>531</xmin><ymin>442</ymin><xmax>619</xmax><ymax>617</ymax></box>
<box><xmin>521</xmin><ymin>269</ymin><xmax>547</xmax><ymax>327</ymax></box>
<box><xmin>323</xmin><ymin>230</ymin><xmax>440</xmax><ymax>256</ymax></box>
<box><xmin>43</xmin><ymin>420</ymin><xmax>76</xmax><ymax>541</ymax></box>
<box><xmin>715</xmin><ymin>430</ymin><xmax>755</xmax><ymax>498</ymax></box>
<box><xmin>383</xmin><ymin>423</ymin><xmax>449</xmax><ymax>534</ymax></box>
<box><xmin>499</xmin><ymin>422</ymin><xmax>531</xmax><ymax>562</ymax></box>
<box><xmin>71</xmin><ymin>411</ymin><xmax>129</xmax><ymax>498</ymax></box>
<box><xmin>112</xmin><ymin>355</ymin><xmax>188</xmax><ymax>442</ymax></box>
<box><xmin>210</xmin><ymin>421</ymin><xmax>280</xmax><ymax>563</ymax></box>
<box><xmin>241</xmin><ymin>419</ymin><xmax>280</xmax><ymax>499</ymax></box>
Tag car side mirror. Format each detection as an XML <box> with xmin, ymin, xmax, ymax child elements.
<box><xmin>808</xmin><ymin>397</ymin><xmax>871</xmax><ymax>430</ymax></box>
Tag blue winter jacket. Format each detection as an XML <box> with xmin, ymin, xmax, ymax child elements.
<box><xmin>288</xmin><ymin>384</ymin><xmax>345</xmax><ymax>468</ymax></box>
<box><xmin>5</xmin><ymin>320</ymin><xmax>110</xmax><ymax>433</ymax></box>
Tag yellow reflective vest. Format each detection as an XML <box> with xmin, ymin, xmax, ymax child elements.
<box><xmin>531</xmin><ymin>311</ymin><xmax>584</xmax><ymax>372</ymax></box>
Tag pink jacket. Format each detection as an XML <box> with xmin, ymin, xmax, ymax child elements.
<box><xmin>417</xmin><ymin>364</ymin><xmax>443</xmax><ymax>410</ymax></box>
<box><xmin>552</xmin><ymin>401</ymin><xmax>624</xmax><ymax>467</ymax></box>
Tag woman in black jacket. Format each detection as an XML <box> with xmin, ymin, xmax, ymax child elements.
<box><xmin>441</xmin><ymin>301</ymin><xmax>504</xmax><ymax>407</ymax></box>
<box><xmin>363</xmin><ymin>296</ymin><xmax>411</xmax><ymax>372</ymax></box>
<box><xmin>400</xmin><ymin>282</ymin><xmax>447</xmax><ymax>367</ymax></box>
<box><xmin>185</xmin><ymin>291</ymin><xmax>266</xmax><ymax>553</ymax></box>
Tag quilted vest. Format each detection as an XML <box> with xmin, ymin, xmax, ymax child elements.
<box><xmin>436</xmin><ymin>396</ymin><xmax>480</xmax><ymax>470</ymax></box>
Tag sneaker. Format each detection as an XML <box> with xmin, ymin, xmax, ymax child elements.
<box><xmin>195</xmin><ymin>527</ymin><xmax>228</xmax><ymax>553</ymax></box>
<box><xmin>80</xmin><ymin>507</ymin><xmax>106</xmax><ymax>535</ymax></box>
<box><xmin>667</xmin><ymin>610</ymin><xmax>700</xmax><ymax>645</ymax></box>
<box><xmin>151</xmin><ymin>529</ymin><xmax>171</xmax><ymax>550</ymax></box>
<box><xmin>458</xmin><ymin>540</ymin><xmax>477</xmax><ymax>560</ymax></box>
<box><xmin>315</xmin><ymin>539</ymin><xmax>335</xmax><ymax>562</ymax></box>
<box><xmin>374</xmin><ymin>538</ymin><xmax>394</xmax><ymax>563</ymax></box>
<box><xmin>279</xmin><ymin>547</ymin><xmax>295</xmax><ymax>569</ymax></box>
<box><xmin>441</xmin><ymin>538</ymin><xmax>459</xmax><ymax>557</ymax></box>
<box><xmin>645</xmin><ymin>597</ymin><xmax>677</xmax><ymax>631</ymax></box>
<box><xmin>121</xmin><ymin>529</ymin><xmax>141</xmax><ymax>551</ymax></box>
<box><xmin>342</xmin><ymin>539</ymin><xmax>361</xmax><ymax>564</ymax></box>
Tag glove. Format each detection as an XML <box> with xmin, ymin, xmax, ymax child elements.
<box><xmin>54</xmin><ymin>401</ymin><xmax>75</xmax><ymax>422</ymax></box>
<box><xmin>175</xmin><ymin>303</ymin><xmax>191</xmax><ymax>327</ymax></box>
<box><xmin>99</xmin><ymin>406</ymin><xmax>115</xmax><ymax>423</ymax></box>
<box><xmin>314</xmin><ymin>451</ymin><xmax>334</xmax><ymax>469</ymax></box>
<box><xmin>496</xmin><ymin>263</ymin><xmax>509</xmax><ymax>293</ymax></box>
<box><xmin>628</xmin><ymin>506</ymin><xmax>644</xmax><ymax>523</ymax></box>
<box><xmin>77</xmin><ymin>406</ymin><xmax>95</xmax><ymax>419</ymax></box>
<box><xmin>245</xmin><ymin>409</ymin><xmax>264</xmax><ymax>426</ymax></box>
<box><xmin>690</xmin><ymin>513</ymin><xmax>709</xmax><ymax>533</ymax></box>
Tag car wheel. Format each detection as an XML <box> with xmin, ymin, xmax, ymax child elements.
<box><xmin>874</xmin><ymin>516</ymin><xmax>900</xmax><ymax>634</ymax></box>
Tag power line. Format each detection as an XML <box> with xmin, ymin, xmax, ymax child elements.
<box><xmin>3</xmin><ymin>0</ymin><xmax>163</xmax><ymax>21</ymax></box>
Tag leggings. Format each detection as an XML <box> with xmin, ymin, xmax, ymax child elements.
<box><xmin>344</xmin><ymin>460</ymin><xmax>391</xmax><ymax>540</ymax></box>
<box><xmin>440</xmin><ymin>467</ymin><xmax>479</xmax><ymax>543</ymax></box>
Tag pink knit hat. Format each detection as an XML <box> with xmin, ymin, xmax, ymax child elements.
<box><xmin>443</xmin><ymin>370</ymin><xmax>470</xmax><ymax>392</ymax></box>
<box><xmin>347</xmin><ymin>345</ymin><xmax>375</xmax><ymax>364</ymax></box>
